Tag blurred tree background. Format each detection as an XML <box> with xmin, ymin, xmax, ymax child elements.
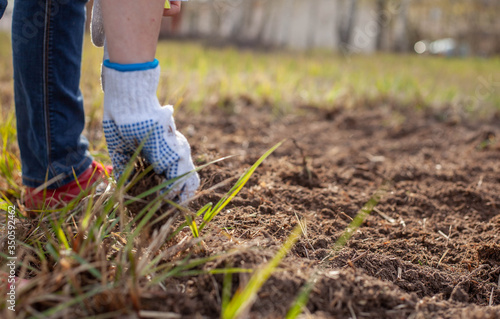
<box><xmin>155</xmin><ymin>0</ymin><xmax>500</xmax><ymax>56</ymax></box>
<box><xmin>2</xmin><ymin>0</ymin><xmax>494</xmax><ymax>56</ymax></box>
<box><xmin>0</xmin><ymin>0</ymin><xmax>497</xmax><ymax>56</ymax></box>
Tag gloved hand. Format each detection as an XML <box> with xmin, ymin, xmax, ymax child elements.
<box><xmin>102</xmin><ymin>63</ymin><xmax>200</xmax><ymax>202</ymax></box>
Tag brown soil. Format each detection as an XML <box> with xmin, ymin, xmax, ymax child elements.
<box><xmin>12</xmin><ymin>103</ymin><xmax>498</xmax><ymax>318</ymax></box>
<box><xmin>146</xmin><ymin>103</ymin><xmax>500</xmax><ymax>319</ymax></box>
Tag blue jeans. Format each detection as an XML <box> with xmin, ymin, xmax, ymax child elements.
<box><xmin>12</xmin><ymin>0</ymin><xmax>93</xmax><ymax>189</ymax></box>
<box><xmin>0</xmin><ymin>0</ymin><xmax>6</xmax><ymax>19</ymax></box>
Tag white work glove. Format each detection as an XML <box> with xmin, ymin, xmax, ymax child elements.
<box><xmin>102</xmin><ymin>63</ymin><xmax>200</xmax><ymax>202</ymax></box>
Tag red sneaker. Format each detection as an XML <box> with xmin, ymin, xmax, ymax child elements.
<box><xmin>24</xmin><ymin>161</ymin><xmax>112</xmax><ymax>210</ymax></box>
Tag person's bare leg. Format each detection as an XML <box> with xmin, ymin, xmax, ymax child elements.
<box><xmin>99</xmin><ymin>0</ymin><xmax>200</xmax><ymax>200</ymax></box>
<box><xmin>101</xmin><ymin>0</ymin><xmax>164</xmax><ymax>64</ymax></box>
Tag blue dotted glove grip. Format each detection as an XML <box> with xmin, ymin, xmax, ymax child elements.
<box><xmin>103</xmin><ymin>119</ymin><xmax>180</xmax><ymax>181</ymax></box>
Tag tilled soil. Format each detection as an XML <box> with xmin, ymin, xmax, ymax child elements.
<box><xmin>159</xmin><ymin>103</ymin><xmax>500</xmax><ymax>319</ymax></box>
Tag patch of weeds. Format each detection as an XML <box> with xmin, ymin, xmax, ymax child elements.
<box><xmin>0</xmin><ymin>139</ymin><xmax>286</xmax><ymax>318</ymax></box>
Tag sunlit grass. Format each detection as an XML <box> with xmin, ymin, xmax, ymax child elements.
<box><xmin>0</xmin><ymin>139</ymin><xmax>287</xmax><ymax>318</ymax></box>
<box><xmin>79</xmin><ymin>32</ymin><xmax>500</xmax><ymax>119</ymax></box>
<box><xmin>1</xmin><ymin>32</ymin><xmax>499</xmax><ymax>121</ymax></box>
<box><xmin>152</xmin><ymin>41</ymin><xmax>500</xmax><ymax>114</ymax></box>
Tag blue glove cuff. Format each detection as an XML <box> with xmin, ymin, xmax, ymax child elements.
<box><xmin>103</xmin><ymin>59</ymin><xmax>159</xmax><ymax>72</ymax></box>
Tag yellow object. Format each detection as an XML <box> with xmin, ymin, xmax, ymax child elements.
<box><xmin>165</xmin><ymin>0</ymin><xmax>170</xmax><ymax>9</ymax></box>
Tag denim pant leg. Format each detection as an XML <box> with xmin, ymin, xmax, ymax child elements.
<box><xmin>0</xmin><ymin>0</ymin><xmax>7</xmax><ymax>19</ymax></box>
<box><xmin>12</xmin><ymin>0</ymin><xmax>92</xmax><ymax>189</ymax></box>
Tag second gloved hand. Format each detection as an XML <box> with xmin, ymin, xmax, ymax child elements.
<box><xmin>102</xmin><ymin>60</ymin><xmax>199</xmax><ymax>202</ymax></box>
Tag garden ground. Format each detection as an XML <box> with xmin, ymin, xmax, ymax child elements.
<box><xmin>149</xmin><ymin>102</ymin><xmax>500</xmax><ymax>318</ymax></box>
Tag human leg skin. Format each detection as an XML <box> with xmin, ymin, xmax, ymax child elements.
<box><xmin>12</xmin><ymin>0</ymin><xmax>93</xmax><ymax>189</ymax></box>
<box><xmin>101</xmin><ymin>0</ymin><xmax>165</xmax><ymax>64</ymax></box>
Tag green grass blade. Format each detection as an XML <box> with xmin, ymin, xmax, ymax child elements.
<box><xmin>196</xmin><ymin>202</ymin><xmax>213</xmax><ymax>217</ymax></box>
<box><xmin>222</xmin><ymin>270</ymin><xmax>233</xmax><ymax>315</ymax></box>
<box><xmin>81</xmin><ymin>188</ymin><xmax>95</xmax><ymax>231</ymax></box>
<box><xmin>128</xmin><ymin>201</ymin><xmax>162</xmax><ymax>241</ymax></box>
<box><xmin>72</xmin><ymin>254</ymin><xmax>103</xmax><ymax>280</ymax></box>
<box><xmin>222</xmin><ymin>225</ymin><xmax>302</xmax><ymax>319</ymax></box>
<box><xmin>45</xmin><ymin>242</ymin><xmax>60</xmax><ymax>260</ymax></box>
<box><xmin>147</xmin><ymin>254</ymin><xmax>218</xmax><ymax>286</ymax></box>
<box><xmin>124</xmin><ymin>164</ymin><xmax>155</xmax><ymax>193</ymax></box>
<box><xmin>285</xmin><ymin>277</ymin><xmax>316</xmax><ymax>319</ymax></box>
<box><xmin>126</xmin><ymin>195</ymin><xmax>164</xmax><ymax>233</ymax></box>
<box><xmin>199</xmin><ymin>140</ymin><xmax>284</xmax><ymax>232</ymax></box>
<box><xmin>332</xmin><ymin>185</ymin><xmax>388</xmax><ymax>252</ymax></box>
<box><xmin>185</xmin><ymin>215</ymin><xmax>199</xmax><ymax>238</ymax></box>
<box><xmin>54</xmin><ymin>224</ymin><xmax>70</xmax><ymax>250</ymax></box>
